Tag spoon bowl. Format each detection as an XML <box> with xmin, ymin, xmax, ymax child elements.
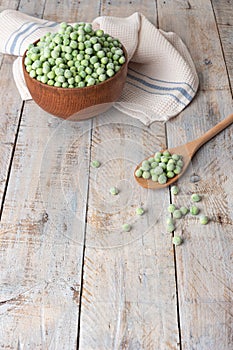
<box><xmin>134</xmin><ymin>113</ymin><xmax>233</xmax><ymax>189</ymax></box>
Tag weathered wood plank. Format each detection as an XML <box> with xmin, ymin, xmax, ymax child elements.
<box><xmin>217</xmin><ymin>25</ymin><xmax>233</xmax><ymax>90</ymax></box>
<box><xmin>0</xmin><ymin>1</ymin><xmax>100</xmax><ymax>349</ymax></box>
<box><xmin>158</xmin><ymin>0</ymin><xmax>233</xmax><ymax>349</ymax></box>
<box><xmin>44</xmin><ymin>0</ymin><xmax>100</xmax><ymax>23</ymax></box>
<box><xmin>211</xmin><ymin>0</ymin><xmax>233</xmax><ymax>25</ymax></box>
<box><xmin>158</xmin><ymin>0</ymin><xmax>229</xmax><ymax>91</ymax></box>
<box><xmin>18</xmin><ymin>0</ymin><xmax>46</xmax><ymax>17</ymax></box>
<box><xmin>0</xmin><ymin>0</ymin><xmax>19</xmax><ymax>12</ymax></box>
<box><xmin>79</xmin><ymin>111</ymin><xmax>180</xmax><ymax>350</ymax></box>
<box><xmin>78</xmin><ymin>2</ymin><xmax>180</xmax><ymax>349</ymax></box>
<box><xmin>0</xmin><ymin>103</ymin><xmax>92</xmax><ymax>349</ymax></box>
<box><xmin>101</xmin><ymin>0</ymin><xmax>158</xmax><ymax>24</ymax></box>
<box><xmin>0</xmin><ymin>55</ymin><xmax>22</xmax><ymax>207</ymax></box>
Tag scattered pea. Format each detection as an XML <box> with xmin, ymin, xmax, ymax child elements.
<box><xmin>180</xmin><ymin>206</ymin><xmax>189</xmax><ymax>216</ymax></box>
<box><xmin>91</xmin><ymin>160</ymin><xmax>100</xmax><ymax>168</ymax></box>
<box><xmin>168</xmin><ymin>204</ymin><xmax>176</xmax><ymax>213</ymax></box>
<box><xmin>172</xmin><ymin>235</ymin><xmax>183</xmax><ymax>246</ymax></box>
<box><xmin>109</xmin><ymin>187</ymin><xmax>119</xmax><ymax>195</ymax></box>
<box><xmin>190</xmin><ymin>205</ymin><xmax>199</xmax><ymax>215</ymax></box>
<box><xmin>167</xmin><ymin>223</ymin><xmax>175</xmax><ymax>233</ymax></box>
<box><xmin>136</xmin><ymin>207</ymin><xmax>144</xmax><ymax>216</ymax></box>
<box><xmin>199</xmin><ymin>215</ymin><xmax>209</xmax><ymax>225</ymax></box>
<box><xmin>173</xmin><ymin>209</ymin><xmax>182</xmax><ymax>219</ymax></box>
<box><xmin>191</xmin><ymin>193</ymin><xmax>202</xmax><ymax>202</ymax></box>
<box><xmin>171</xmin><ymin>185</ymin><xmax>179</xmax><ymax>195</ymax></box>
<box><xmin>122</xmin><ymin>223</ymin><xmax>131</xmax><ymax>232</ymax></box>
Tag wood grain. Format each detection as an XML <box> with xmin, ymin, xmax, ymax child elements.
<box><xmin>78</xmin><ymin>1</ymin><xmax>180</xmax><ymax>349</ymax></box>
<box><xmin>0</xmin><ymin>1</ymin><xmax>97</xmax><ymax>349</ymax></box>
<box><xmin>158</xmin><ymin>0</ymin><xmax>233</xmax><ymax>349</ymax></box>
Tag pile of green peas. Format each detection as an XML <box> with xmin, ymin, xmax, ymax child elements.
<box><xmin>135</xmin><ymin>150</ymin><xmax>184</xmax><ymax>184</ymax></box>
<box><xmin>24</xmin><ymin>22</ymin><xmax>126</xmax><ymax>88</ymax></box>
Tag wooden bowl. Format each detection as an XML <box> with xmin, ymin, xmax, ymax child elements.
<box><xmin>22</xmin><ymin>44</ymin><xmax>128</xmax><ymax>120</ymax></box>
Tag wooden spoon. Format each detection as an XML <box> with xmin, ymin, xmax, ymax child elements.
<box><xmin>134</xmin><ymin>113</ymin><xmax>233</xmax><ymax>189</ymax></box>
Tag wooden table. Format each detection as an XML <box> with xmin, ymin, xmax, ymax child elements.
<box><xmin>0</xmin><ymin>1</ymin><xmax>232</xmax><ymax>349</ymax></box>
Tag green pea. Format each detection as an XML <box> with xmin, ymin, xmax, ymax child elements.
<box><xmin>122</xmin><ymin>223</ymin><xmax>131</xmax><ymax>232</ymax></box>
<box><xmin>167</xmin><ymin>223</ymin><xmax>175</xmax><ymax>233</ymax></box>
<box><xmin>191</xmin><ymin>193</ymin><xmax>202</xmax><ymax>202</ymax></box>
<box><xmin>158</xmin><ymin>174</ymin><xmax>167</xmax><ymax>184</ymax></box>
<box><xmin>109</xmin><ymin>187</ymin><xmax>119</xmax><ymax>195</ymax></box>
<box><xmin>190</xmin><ymin>205</ymin><xmax>199</xmax><ymax>215</ymax></box>
<box><xmin>199</xmin><ymin>215</ymin><xmax>209</xmax><ymax>225</ymax></box>
<box><xmin>136</xmin><ymin>207</ymin><xmax>144</xmax><ymax>216</ymax></box>
<box><xmin>171</xmin><ymin>186</ymin><xmax>179</xmax><ymax>195</ymax></box>
<box><xmin>180</xmin><ymin>206</ymin><xmax>189</xmax><ymax>216</ymax></box>
<box><xmin>168</xmin><ymin>204</ymin><xmax>176</xmax><ymax>213</ymax></box>
<box><xmin>91</xmin><ymin>160</ymin><xmax>101</xmax><ymax>168</ymax></box>
<box><xmin>142</xmin><ymin>171</ymin><xmax>151</xmax><ymax>179</ymax></box>
<box><xmin>173</xmin><ymin>210</ymin><xmax>182</xmax><ymax>219</ymax></box>
<box><xmin>135</xmin><ymin>169</ymin><xmax>143</xmax><ymax>178</ymax></box>
<box><xmin>172</xmin><ymin>235</ymin><xmax>182</xmax><ymax>246</ymax></box>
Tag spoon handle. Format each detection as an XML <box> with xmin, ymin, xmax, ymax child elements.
<box><xmin>186</xmin><ymin>113</ymin><xmax>233</xmax><ymax>155</ymax></box>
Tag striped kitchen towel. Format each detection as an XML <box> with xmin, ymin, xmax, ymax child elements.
<box><xmin>0</xmin><ymin>9</ymin><xmax>199</xmax><ymax>125</ymax></box>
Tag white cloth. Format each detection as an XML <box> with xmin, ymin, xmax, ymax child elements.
<box><xmin>0</xmin><ymin>9</ymin><xmax>199</xmax><ymax>125</ymax></box>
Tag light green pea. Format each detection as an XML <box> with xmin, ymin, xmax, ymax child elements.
<box><xmin>167</xmin><ymin>223</ymin><xmax>175</xmax><ymax>233</ymax></box>
<box><xmin>190</xmin><ymin>205</ymin><xmax>199</xmax><ymax>215</ymax></box>
<box><xmin>109</xmin><ymin>187</ymin><xmax>119</xmax><ymax>195</ymax></box>
<box><xmin>135</xmin><ymin>169</ymin><xmax>143</xmax><ymax>178</ymax></box>
<box><xmin>180</xmin><ymin>206</ymin><xmax>189</xmax><ymax>216</ymax></box>
<box><xmin>191</xmin><ymin>193</ymin><xmax>202</xmax><ymax>202</ymax></box>
<box><xmin>158</xmin><ymin>174</ymin><xmax>167</xmax><ymax>184</ymax></box>
<box><xmin>168</xmin><ymin>204</ymin><xmax>176</xmax><ymax>213</ymax></box>
<box><xmin>172</xmin><ymin>235</ymin><xmax>182</xmax><ymax>246</ymax></box>
<box><xmin>171</xmin><ymin>186</ymin><xmax>179</xmax><ymax>195</ymax></box>
<box><xmin>173</xmin><ymin>210</ymin><xmax>182</xmax><ymax>219</ymax></box>
<box><xmin>91</xmin><ymin>160</ymin><xmax>101</xmax><ymax>168</ymax></box>
<box><xmin>136</xmin><ymin>207</ymin><xmax>144</xmax><ymax>216</ymax></box>
<box><xmin>199</xmin><ymin>215</ymin><xmax>209</xmax><ymax>225</ymax></box>
<box><xmin>142</xmin><ymin>171</ymin><xmax>151</xmax><ymax>179</ymax></box>
<box><xmin>122</xmin><ymin>223</ymin><xmax>131</xmax><ymax>232</ymax></box>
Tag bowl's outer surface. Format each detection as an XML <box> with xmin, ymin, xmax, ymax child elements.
<box><xmin>22</xmin><ymin>45</ymin><xmax>128</xmax><ymax>120</ymax></box>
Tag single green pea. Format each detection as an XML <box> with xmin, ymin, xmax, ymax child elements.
<box><xmin>151</xmin><ymin>174</ymin><xmax>159</xmax><ymax>182</ymax></box>
<box><xmin>167</xmin><ymin>163</ymin><xmax>175</xmax><ymax>171</ymax></box>
<box><xmin>166</xmin><ymin>217</ymin><xmax>175</xmax><ymax>225</ymax></box>
<box><xmin>172</xmin><ymin>235</ymin><xmax>182</xmax><ymax>246</ymax></box>
<box><xmin>163</xmin><ymin>150</ymin><xmax>171</xmax><ymax>157</ymax></box>
<box><xmin>109</xmin><ymin>187</ymin><xmax>119</xmax><ymax>195</ymax></box>
<box><xmin>180</xmin><ymin>206</ymin><xmax>189</xmax><ymax>216</ymax></box>
<box><xmin>171</xmin><ymin>186</ymin><xmax>179</xmax><ymax>195</ymax></box>
<box><xmin>135</xmin><ymin>169</ymin><xmax>142</xmax><ymax>178</ymax></box>
<box><xmin>167</xmin><ymin>223</ymin><xmax>175</xmax><ymax>233</ymax></box>
<box><xmin>91</xmin><ymin>160</ymin><xmax>100</xmax><ymax>168</ymax></box>
<box><xmin>167</xmin><ymin>171</ymin><xmax>175</xmax><ymax>179</ymax></box>
<box><xmin>142</xmin><ymin>171</ymin><xmax>151</xmax><ymax>179</ymax></box>
<box><xmin>168</xmin><ymin>204</ymin><xmax>176</xmax><ymax>213</ymax></box>
<box><xmin>122</xmin><ymin>223</ymin><xmax>131</xmax><ymax>232</ymax></box>
<box><xmin>154</xmin><ymin>166</ymin><xmax>164</xmax><ymax>176</ymax></box>
<box><xmin>190</xmin><ymin>205</ymin><xmax>199</xmax><ymax>215</ymax></box>
<box><xmin>158</xmin><ymin>174</ymin><xmax>167</xmax><ymax>184</ymax></box>
<box><xmin>136</xmin><ymin>207</ymin><xmax>144</xmax><ymax>216</ymax></box>
<box><xmin>141</xmin><ymin>160</ymin><xmax>150</xmax><ymax>171</ymax></box>
<box><xmin>173</xmin><ymin>209</ymin><xmax>182</xmax><ymax>219</ymax></box>
<box><xmin>174</xmin><ymin>166</ymin><xmax>182</xmax><ymax>174</ymax></box>
<box><xmin>199</xmin><ymin>215</ymin><xmax>209</xmax><ymax>225</ymax></box>
<box><xmin>191</xmin><ymin>193</ymin><xmax>202</xmax><ymax>202</ymax></box>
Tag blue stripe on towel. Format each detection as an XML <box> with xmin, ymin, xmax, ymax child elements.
<box><xmin>129</xmin><ymin>67</ymin><xmax>195</xmax><ymax>94</ymax></box>
<box><xmin>126</xmin><ymin>80</ymin><xmax>186</xmax><ymax>106</ymax></box>
<box><xmin>5</xmin><ymin>21</ymin><xmax>31</xmax><ymax>53</ymax></box>
<box><xmin>8</xmin><ymin>22</ymin><xmax>50</xmax><ymax>54</ymax></box>
<box><xmin>18</xmin><ymin>22</ymin><xmax>58</xmax><ymax>55</ymax></box>
<box><xmin>127</xmin><ymin>73</ymin><xmax>193</xmax><ymax>102</ymax></box>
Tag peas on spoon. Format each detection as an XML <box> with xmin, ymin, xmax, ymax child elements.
<box><xmin>134</xmin><ymin>113</ymin><xmax>233</xmax><ymax>189</ymax></box>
